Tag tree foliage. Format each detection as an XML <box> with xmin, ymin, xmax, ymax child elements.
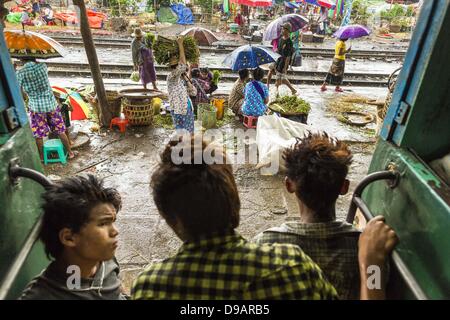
<box><xmin>108</xmin><ymin>0</ymin><xmax>138</xmax><ymax>16</ymax></box>
<box><xmin>351</xmin><ymin>0</ymin><xmax>370</xmax><ymax>25</ymax></box>
<box><xmin>380</xmin><ymin>4</ymin><xmax>414</xmax><ymax>22</ymax></box>
<box><xmin>380</xmin><ymin>4</ymin><xmax>415</xmax><ymax>29</ymax></box>
<box><xmin>196</xmin><ymin>0</ymin><xmax>213</xmax><ymax>12</ymax></box>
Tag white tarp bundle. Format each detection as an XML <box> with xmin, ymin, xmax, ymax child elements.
<box><xmin>255</xmin><ymin>115</ymin><xmax>317</xmax><ymax>175</ymax></box>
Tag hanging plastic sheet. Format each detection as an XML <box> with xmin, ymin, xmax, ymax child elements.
<box><xmin>224</xmin><ymin>0</ymin><xmax>229</xmax><ymax>13</ymax></box>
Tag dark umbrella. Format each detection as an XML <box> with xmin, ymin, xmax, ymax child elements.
<box><xmin>263</xmin><ymin>14</ymin><xmax>309</xmax><ymax>41</ymax></box>
<box><xmin>223</xmin><ymin>44</ymin><xmax>280</xmax><ymax>71</ymax></box>
<box><xmin>334</xmin><ymin>25</ymin><xmax>371</xmax><ymax>40</ymax></box>
<box><xmin>180</xmin><ymin>27</ymin><xmax>219</xmax><ymax>46</ymax></box>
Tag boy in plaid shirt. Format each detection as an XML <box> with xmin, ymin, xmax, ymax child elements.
<box><xmin>255</xmin><ymin>132</ymin><xmax>396</xmax><ymax>299</ymax></box>
<box><xmin>131</xmin><ymin>135</ymin><xmax>397</xmax><ymax>300</ymax></box>
<box><xmin>131</xmin><ymin>136</ymin><xmax>338</xmax><ymax>300</ymax></box>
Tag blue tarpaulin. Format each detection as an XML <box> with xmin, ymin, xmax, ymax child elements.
<box><xmin>170</xmin><ymin>4</ymin><xmax>194</xmax><ymax>25</ymax></box>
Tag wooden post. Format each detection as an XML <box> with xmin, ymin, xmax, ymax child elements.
<box><xmin>73</xmin><ymin>0</ymin><xmax>111</xmax><ymax>127</ymax></box>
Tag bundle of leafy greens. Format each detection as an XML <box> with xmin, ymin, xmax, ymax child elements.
<box><xmin>270</xmin><ymin>95</ymin><xmax>311</xmax><ymax>115</ymax></box>
<box><xmin>154</xmin><ymin>36</ymin><xmax>200</xmax><ymax>65</ymax></box>
<box><xmin>212</xmin><ymin>70</ymin><xmax>222</xmax><ymax>86</ymax></box>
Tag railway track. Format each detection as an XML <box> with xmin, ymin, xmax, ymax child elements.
<box><xmin>50</xmin><ymin>36</ymin><xmax>406</xmax><ymax>60</ymax></box>
<box><xmin>45</xmin><ymin>62</ymin><xmax>390</xmax><ymax>87</ymax></box>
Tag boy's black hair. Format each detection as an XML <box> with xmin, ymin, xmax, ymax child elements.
<box><xmin>200</xmin><ymin>67</ymin><xmax>209</xmax><ymax>74</ymax></box>
<box><xmin>40</xmin><ymin>174</ymin><xmax>122</xmax><ymax>259</ymax></box>
<box><xmin>151</xmin><ymin>136</ymin><xmax>240</xmax><ymax>238</ymax></box>
<box><xmin>252</xmin><ymin>67</ymin><xmax>264</xmax><ymax>81</ymax></box>
<box><xmin>238</xmin><ymin>69</ymin><xmax>249</xmax><ymax>81</ymax></box>
<box><xmin>283</xmin><ymin>132</ymin><xmax>353</xmax><ymax>219</ymax></box>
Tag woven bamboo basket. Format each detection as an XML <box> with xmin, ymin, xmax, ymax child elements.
<box><xmin>122</xmin><ymin>98</ymin><xmax>154</xmax><ymax>126</ymax></box>
<box><xmin>118</xmin><ymin>88</ymin><xmax>165</xmax><ymax>126</ymax></box>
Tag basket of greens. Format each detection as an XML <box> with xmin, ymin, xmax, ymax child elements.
<box><xmin>269</xmin><ymin>95</ymin><xmax>311</xmax><ymax>124</ymax></box>
<box><xmin>153</xmin><ymin>35</ymin><xmax>200</xmax><ymax>66</ymax></box>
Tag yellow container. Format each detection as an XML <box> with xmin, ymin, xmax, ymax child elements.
<box><xmin>212</xmin><ymin>98</ymin><xmax>225</xmax><ymax>120</ymax></box>
<box><xmin>152</xmin><ymin>97</ymin><xmax>162</xmax><ymax>115</ymax></box>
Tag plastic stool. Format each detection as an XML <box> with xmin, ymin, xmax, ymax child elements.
<box><xmin>43</xmin><ymin>139</ymin><xmax>67</xmax><ymax>165</ymax></box>
<box><xmin>110</xmin><ymin>117</ymin><xmax>129</xmax><ymax>133</ymax></box>
<box><xmin>243</xmin><ymin>115</ymin><xmax>258</xmax><ymax>129</ymax></box>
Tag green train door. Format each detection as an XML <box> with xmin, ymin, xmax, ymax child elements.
<box><xmin>0</xmin><ymin>23</ymin><xmax>50</xmax><ymax>299</ymax></box>
<box><xmin>347</xmin><ymin>0</ymin><xmax>450</xmax><ymax>299</ymax></box>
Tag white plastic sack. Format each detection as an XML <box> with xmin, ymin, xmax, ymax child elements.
<box><xmin>255</xmin><ymin>115</ymin><xmax>317</xmax><ymax>175</ymax></box>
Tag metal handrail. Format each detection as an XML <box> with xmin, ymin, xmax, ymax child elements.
<box><xmin>0</xmin><ymin>164</ymin><xmax>52</xmax><ymax>300</ymax></box>
<box><xmin>347</xmin><ymin>170</ymin><xmax>428</xmax><ymax>300</ymax></box>
<box><xmin>347</xmin><ymin>170</ymin><xmax>399</xmax><ymax>224</ymax></box>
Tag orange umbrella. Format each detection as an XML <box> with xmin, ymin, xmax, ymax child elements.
<box><xmin>4</xmin><ymin>29</ymin><xmax>67</xmax><ymax>59</ymax></box>
<box><xmin>180</xmin><ymin>27</ymin><xmax>219</xmax><ymax>46</ymax></box>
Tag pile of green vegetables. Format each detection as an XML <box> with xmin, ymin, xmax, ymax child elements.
<box><xmin>153</xmin><ymin>106</ymin><xmax>235</xmax><ymax>129</ymax></box>
<box><xmin>198</xmin><ymin>103</ymin><xmax>216</xmax><ymax>112</ymax></box>
<box><xmin>144</xmin><ymin>32</ymin><xmax>156</xmax><ymax>48</ymax></box>
<box><xmin>153</xmin><ymin>36</ymin><xmax>200</xmax><ymax>65</ymax></box>
<box><xmin>270</xmin><ymin>95</ymin><xmax>311</xmax><ymax>115</ymax></box>
<box><xmin>212</xmin><ymin>70</ymin><xmax>222</xmax><ymax>86</ymax></box>
<box><xmin>153</xmin><ymin>114</ymin><xmax>174</xmax><ymax>129</ymax></box>
<box><xmin>216</xmin><ymin>108</ymin><xmax>235</xmax><ymax>128</ymax></box>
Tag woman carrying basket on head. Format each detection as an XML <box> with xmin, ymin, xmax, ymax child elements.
<box><xmin>167</xmin><ymin>36</ymin><xmax>197</xmax><ymax>134</ymax></box>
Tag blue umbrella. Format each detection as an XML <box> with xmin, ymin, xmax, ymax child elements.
<box><xmin>334</xmin><ymin>24</ymin><xmax>371</xmax><ymax>40</ymax></box>
<box><xmin>222</xmin><ymin>45</ymin><xmax>280</xmax><ymax>71</ymax></box>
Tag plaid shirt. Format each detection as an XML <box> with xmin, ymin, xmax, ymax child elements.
<box><xmin>254</xmin><ymin>219</ymin><xmax>361</xmax><ymax>300</ymax></box>
<box><xmin>131</xmin><ymin>231</ymin><xmax>337</xmax><ymax>300</ymax></box>
<box><xmin>16</xmin><ymin>62</ymin><xmax>57</xmax><ymax>113</ymax></box>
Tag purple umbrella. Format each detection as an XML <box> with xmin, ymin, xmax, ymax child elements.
<box><xmin>263</xmin><ymin>14</ymin><xmax>309</xmax><ymax>41</ymax></box>
<box><xmin>334</xmin><ymin>24</ymin><xmax>371</xmax><ymax>40</ymax></box>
